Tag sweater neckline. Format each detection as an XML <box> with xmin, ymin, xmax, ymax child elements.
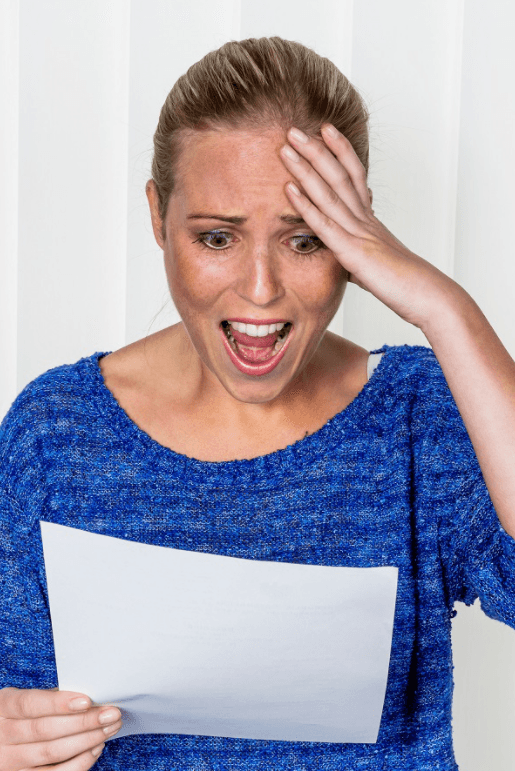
<box><xmin>84</xmin><ymin>344</ymin><xmax>393</xmax><ymax>485</ymax></box>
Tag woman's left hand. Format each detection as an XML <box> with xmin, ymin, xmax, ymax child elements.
<box><xmin>280</xmin><ymin>124</ymin><xmax>465</xmax><ymax>331</ymax></box>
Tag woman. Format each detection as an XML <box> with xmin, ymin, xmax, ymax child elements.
<box><xmin>1</xmin><ymin>36</ymin><xmax>515</xmax><ymax>771</ymax></box>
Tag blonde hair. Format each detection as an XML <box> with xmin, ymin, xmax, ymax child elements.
<box><xmin>150</xmin><ymin>36</ymin><xmax>370</xmax><ymax>230</ymax></box>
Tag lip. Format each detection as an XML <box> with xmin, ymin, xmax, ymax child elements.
<box><xmin>224</xmin><ymin>317</ymin><xmax>291</xmax><ymax>325</ymax></box>
<box><xmin>219</xmin><ymin>323</ymin><xmax>295</xmax><ymax>377</ymax></box>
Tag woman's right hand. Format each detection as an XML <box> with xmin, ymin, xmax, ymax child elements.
<box><xmin>0</xmin><ymin>687</ymin><xmax>123</xmax><ymax>770</ymax></box>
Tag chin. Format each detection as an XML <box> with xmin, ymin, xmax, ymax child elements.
<box><xmin>218</xmin><ymin>374</ymin><xmax>291</xmax><ymax>405</ymax></box>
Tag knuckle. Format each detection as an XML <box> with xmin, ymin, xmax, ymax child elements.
<box><xmin>339</xmin><ymin>172</ymin><xmax>353</xmax><ymax>190</ymax></box>
<box><xmin>321</xmin><ymin>213</ymin><xmax>336</xmax><ymax>232</ymax></box>
<box><xmin>311</xmin><ymin>140</ymin><xmax>325</xmax><ymax>158</ymax></box>
<box><xmin>303</xmin><ymin>164</ymin><xmax>316</xmax><ymax>183</ymax></box>
<box><xmin>0</xmin><ymin>719</ymin><xmax>8</xmax><ymax>744</ymax></box>
<box><xmin>85</xmin><ymin>710</ymin><xmax>98</xmax><ymax>731</ymax></box>
<box><xmin>18</xmin><ymin>691</ymin><xmax>32</xmax><ymax>719</ymax></box>
<box><xmin>26</xmin><ymin>716</ymin><xmax>45</xmax><ymax>742</ymax></box>
<box><xmin>326</xmin><ymin>187</ymin><xmax>340</xmax><ymax>207</ymax></box>
<box><xmin>40</xmin><ymin>738</ymin><xmax>60</xmax><ymax>765</ymax></box>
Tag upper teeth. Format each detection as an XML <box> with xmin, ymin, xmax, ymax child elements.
<box><xmin>228</xmin><ymin>321</ymin><xmax>286</xmax><ymax>337</ymax></box>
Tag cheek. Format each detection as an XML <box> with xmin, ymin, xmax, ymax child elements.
<box><xmin>293</xmin><ymin>259</ymin><xmax>347</xmax><ymax>313</ymax></box>
<box><xmin>164</xmin><ymin>248</ymin><xmax>227</xmax><ymax>314</ymax></box>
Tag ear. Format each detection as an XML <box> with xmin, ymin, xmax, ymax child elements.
<box><xmin>146</xmin><ymin>180</ymin><xmax>165</xmax><ymax>249</ymax></box>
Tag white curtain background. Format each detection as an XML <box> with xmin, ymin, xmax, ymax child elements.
<box><xmin>1</xmin><ymin>0</ymin><xmax>515</xmax><ymax>767</ymax></box>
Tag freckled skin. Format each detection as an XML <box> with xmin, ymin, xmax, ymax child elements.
<box><xmin>146</xmin><ymin>127</ymin><xmax>349</xmax><ymax>413</ymax></box>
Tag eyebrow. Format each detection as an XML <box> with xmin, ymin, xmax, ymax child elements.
<box><xmin>187</xmin><ymin>213</ymin><xmax>307</xmax><ymax>226</ymax></box>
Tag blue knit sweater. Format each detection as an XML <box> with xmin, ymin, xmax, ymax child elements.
<box><xmin>1</xmin><ymin>343</ymin><xmax>515</xmax><ymax>770</ymax></box>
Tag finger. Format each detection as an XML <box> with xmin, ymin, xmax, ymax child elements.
<box><xmin>285</xmin><ymin>127</ymin><xmax>367</xmax><ymax>221</ymax></box>
<box><xmin>6</xmin><ymin>724</ymin><xmax>114</xmax><ymax>770</ymax></box>
<box><xmin>281</xmin><ymin>147</ymin><xmax>363</xmax><ymax>246</ymax></box>
<box><xmin>22</xmin><ymin>743</ymin><xmax>106</xmax><ymax>771</ymax></box>
<box><xmin>280</xmin><ymin>143</ymin><xmax>364</xmax><ymax>236</ymax></box>
<box><xmin>0</xmin><ymin>688</ymin><xmax>92</xmax><ymax>720</ymax></box>
<box><xmin>284</xmin><ymin>181</ymin><xmax>355</xmax><ymax>262</ymax></box>
<box><xmin>320</xmin><ymin>124</ymin><xmax>372</xmax><ymax>212</ymax></box>
<box><xmin>2</xmin><ymin>705</ymin><xmax>122</xmax><ymax>746</ymax></box>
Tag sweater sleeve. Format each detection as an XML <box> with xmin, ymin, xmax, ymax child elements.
<box><xmin>0</xmin><ymin>388</ymin><xmax>59</xmax><ymax>691</ymax></box>
<box><xmin>426</xmin><ymin>367</ymin><xmax>515</xmax><ymax>628</ymax></box>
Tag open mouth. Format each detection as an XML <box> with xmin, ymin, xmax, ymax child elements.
<box><xmin>221</xmin><ymin>320</ymin><xmax>292</xmax><ymax>358</ymax></box>
<box><xmin>219</xmin><ymin>320</ymin><xmax>294</xmax><ymax>375</ymax></box>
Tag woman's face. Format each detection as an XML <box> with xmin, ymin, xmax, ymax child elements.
<box><xmin>146</xmin><ymin>126</ymin><xmax>348</xmax><ymax>404</ymax></box>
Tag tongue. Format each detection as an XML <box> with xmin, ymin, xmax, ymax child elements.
<box><xmin>228</xmin><ymin>326</ymin><xmax>280</xmax><ymax>362</ymax></box>
<box><xmin>230</xmin><ymin>327</ymin><xmax>279</xmax><ymax>347</ymax></box>
<box><xmin>237</xmin><ymin>345</ymin><xmax>276</xmax><ymax>362</ymax></box>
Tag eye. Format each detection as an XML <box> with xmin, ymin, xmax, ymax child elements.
<box><xmin>192</xmin><ymin>230</ymin><xmax>234</xmax><ymax>250</ymax></box>
<box><xmin>287</xmin><ymin>235</ymin><xmax>326</xmax><ymax>254</ymax></box>
<box><xmin>191</xmin><ymin>230</ymin><xmax>327</xmax><ymax>254</ymax></box>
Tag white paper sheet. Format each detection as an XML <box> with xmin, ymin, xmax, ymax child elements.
<box><xmin>40</xmin><ymin>521</ymin><xmax>398</xmax><ymax>744</ymax></box>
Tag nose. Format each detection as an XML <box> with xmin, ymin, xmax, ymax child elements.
<box><xmin>235</xmin><ymin>248</ymin><xmax>286</xmax><ymax>307</ymax></box>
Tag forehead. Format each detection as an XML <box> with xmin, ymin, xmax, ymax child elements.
<box><xmin>170</xmin><ymin>127</ymin><xmax>320</xmax><ymax>217</ymax></box>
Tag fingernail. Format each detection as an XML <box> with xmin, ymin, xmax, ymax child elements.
<box><xmin>99</xmin><ymin>708</ymin><xmax>121</xmax><ymax>724</ymax></box>
<box><xmin>287</xmin><ymin>182</ymin><xmax>301</xmax><ymax>196</ymax></box>
<box><xmin>289</xmin><ymin>127</ymin><xmax>309</xmax><ymax>143</ymax></box>
<box><xmin>92</xmin><ymin>743</ymin><xmax>105</xmax><ymax>757</ymax></box>
<box><xmin>69</xmin><ymin>697</ymin><xmax>90</xmax><ymax>711</ymax></box>
<box><xmin>103</xmin><ymin>722</ymin><xmax>121</xmax><ymax>736</ymax></box>
<box><xmin>281</xmin><ymin>145</ymin><xmax>300</xmax><ymax>162</ymax></box>
<box><xmin>322</xmin><ymin>124</ymin><xmax>338</xmax><ymax>138</ymax></box>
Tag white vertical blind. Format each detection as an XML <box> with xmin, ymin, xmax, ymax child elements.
<box><xmin>16</xmin><ymin>0</ymin><xmax>130</xmax><ymax>391</ymax></box>
<box><xmin>0</xmin><ymin>0</ymin><xmax>19</xmax><ymax>420</ymax></box>
<box><xmin>450</xmin><ymin>2</ymin><xmax>515</xmax><ymax>768</ymax></box>
<box><xmin>347</xmin><ymin>0</ymin><xmax>465</xmax><ymax>349</ymax></box>
<box><xmin>125</xmin><ymin>0</ymin><xmax>238</xmax><ymax>344</ymax></box>
<box><xmin>454</xmin><ymin>0</ymin><xmax>515</xmax><ymax>355</ymax></box>
<box><xmin>2</xmin><ymin>1</ymin><xmax>515</xmax><ymax>767</ymax></box>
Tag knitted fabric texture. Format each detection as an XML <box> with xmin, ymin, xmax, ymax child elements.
<box><xmin>1</xmin><ymin>343</ymin><xmax>515</xmax><ymax>770</ymax></box>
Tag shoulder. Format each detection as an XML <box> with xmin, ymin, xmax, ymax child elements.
<box><xmin>365</xmin><ymin>344</ymin><xmax>456</xmax><ymax>450</ymax></box>
<box><xmin>394</xmin><ymin>343</ymin><xmax>459</xmax><ymax>414</ymax></box>
<box><xmin>0</xmin><ymin>352</ymin><xmax>105</xmax><ymax>494</ymax></box>
<box><xmin>380</xmin><ymin>342</ymin><xmax>448</xmax><ymax>396</ymax></box>
<box><xmin>1</xmin><ymin>355</ymin><xmax>91</xmax><ymax>434</ymax></box>
<box><xmin>385</xmin><ymin>344</ymin><xmax>474</xmax><ymax>463</ymax></box>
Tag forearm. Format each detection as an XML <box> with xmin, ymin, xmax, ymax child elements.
<box><xmin>422</xmin><ymin>284</ymin><xmax>515</xmax><ymax>539</ymax></box>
